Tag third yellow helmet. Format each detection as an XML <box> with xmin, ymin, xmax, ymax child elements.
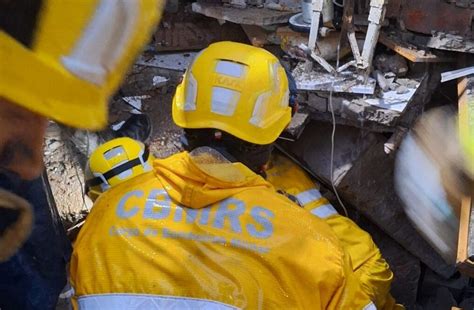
<box><xmin>85</xmin><ymin>137</ymin><xmax>155</xmax><ymax>201</ymax></box>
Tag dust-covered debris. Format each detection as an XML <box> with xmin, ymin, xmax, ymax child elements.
<box><xmin>136</xmin><ymin>52</ymin><xmax>197</xmax><ymax>71</ymax></box>
<box><xmin>293</xmin><ymin>63</ymin><xmax>377</xmax><ymax>95</ymax></box>
<box><xmin>427</xmin><ymin>32</ymin><xmax>474</xmax><ymax>53</ymax></box>
<box><xmin>45</xmin><ymin>61</ymin><xmax>183</xmax><ymax>229</ymax></box>
<box><xmin>44</xmin><ymin>122</ymin><xmax>91</xmax><ymax>229</ymax></box>
<box><xmin>191</xmin><ymin>2</ymin><xmax>294</xmax><ymax>25</ymax></box>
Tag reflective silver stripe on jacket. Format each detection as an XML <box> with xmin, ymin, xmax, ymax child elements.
<box><xmin>78</xmin><ymin>294</ymin><xmax>239</xmax><ymax>310</ymax></box>
<box><xmin>295</xmin><ymin>188</ymin><xmax>322</xmax><ymax>206</ymax></box>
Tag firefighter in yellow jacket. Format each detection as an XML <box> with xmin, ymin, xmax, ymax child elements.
<box><xmin>72</xmin><ymin>42</ymin><xmax>378</xmax><ymax>309</ymax></box>
<box><xmin>266</xmin><ymin>154</ymin><xmax>398</xmax><ymax>309</ymax></box>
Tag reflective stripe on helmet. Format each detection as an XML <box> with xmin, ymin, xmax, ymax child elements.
<box><xmin>249</xmin><ymin>91</ymin><xmax>271</xmax><ymax>128</ymax></box>
<box><xmin>86</xmin><ymin>147</ymin><xmax>151</xmax><ymax>188</ymax></box>
<box><xmin>215</xmin><ymin>60</ymin><xmax>246</xmax><ymax>78</ymax></box>
<box><xmin>211</xmin><ymin>87</ymin><xmax>240</xmax><ymax>116</ymax></box>
<box><xmin>61</xmin><ymin>0</ymin><xmax>140</xmax><ymax>84</ymax></box>
<box><xmin>184</xmin><ymin>72</ymin><xmax>198</xmax><ymax>111</ymax></box>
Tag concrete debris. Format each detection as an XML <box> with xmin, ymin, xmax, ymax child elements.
<box><xmin>384</xmin><ymin>127</ymin><xmax>408</xmax><ymax>154</ymax></box>
<box><xmin>374</xmin><ymin>54</ymin><xmax>408</xmax><ymax>77</ymax></box>
<box><xmin>191</xmin><ymin>2</ymin><xmax>294</xmax><ymax>26</ymax></box>
<box><xmin>136</xmin><ymin>52</ymin><xmax>197</xmax><ymax>71</ymax></box>
<box><xmin>374</xmin><ymin>70</ymin><xmax>390</xmax><ymax>92</ymax></box>
<box><xmin>152</xmin><ymin>75</ymin><xmax>169</xmax><ymax>87</ymax></box>
<box><xmin>47</xmin><ymin>141</ymin><xmax>62</xmax><ymax>153</ymax></box>
<box><xmin>395</xmin><ymin>85</ymin><xmax>409</xmax><ymax>94</ymax></box>
<box><xmin>365</xmin><ymin>80</ymin><xmax>418</xmax><ymax>112</ymax></box>
<box><xmin>427</xmin><ymin>32</ymin><xmax>474</xmax><ymax>53</ymax></box>
<box><xmin>283</xmin><ymin>112</ymin><xmax>309</xmax><ymax>139</ymax></box>
<box><xmin>293</xmin><ymin>63</ymin><xmax>376</xmax><ymax>95</ymax></box>
<box><xmin>122</xmin><ymin>95</ymin><xmax>151</xmax><ymax>114</ymax></box>
<box><xmin>298</xmin><ymin>74</ymin><xmax>426</xmax><ymax>130</ymax></box>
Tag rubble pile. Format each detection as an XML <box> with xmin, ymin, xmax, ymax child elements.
<box><xmin>44</xmin><ymin>0</ymin><xmax>474</xmax><ymax>307</ymax></box>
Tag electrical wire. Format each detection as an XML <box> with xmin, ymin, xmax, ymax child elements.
<box><xmin>328</xmin><ymin>34</ymin><xmax>349</xmax><ymax>217</ymax></box>
<box><xmin>332</xmin><ymin>0</ymin><xmax>344</xmax><ymax>7</ymax></box>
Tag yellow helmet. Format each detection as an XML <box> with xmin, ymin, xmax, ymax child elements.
<box><xmin>172</xmin><ymin>41</ymin><xmax>291</xmax><ymax>145</ymax></box>
<box><xmin>85</xmin><ymin>137</ymin><xmax>155</xmax><ymax>201</ymax></box>
<box><xmin>0</xmin><ymin>0</ymin><xmax>163</xmax><ymax>130</ymax></box>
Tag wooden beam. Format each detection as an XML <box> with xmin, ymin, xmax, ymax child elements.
<box><xmin>378</xmin><ymin>32</ymin><xmax>455</xmax><ymax>63</ymax></box>
<box><xmin>456</xmin><ymin>75</ymin><xmax>474</xmax><ymax>277</ymax></box>
<box><xmin>456</xmin><ymin>196</ymin><xmax>471</xmax><ymax>265</ymax></box>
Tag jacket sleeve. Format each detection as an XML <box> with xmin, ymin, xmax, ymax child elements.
<box><xmin>267</xmin><ymin>154</ymin><xmax>398</xmax><ymax>309</ymax></box>
<box><xmin>302</xmin><ymin>195</ymin><xmax>397</xmax><ymax>309</ymax></box>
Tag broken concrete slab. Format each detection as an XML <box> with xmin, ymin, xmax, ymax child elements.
<box><xmin>297</xmin><ymin>70</ymin><xmax>432</xmax><ymax>131</ymax></box>
<box><xmin>365</xmin><ymin>80</ymin><xmax>420</xmax><ymax>113</ymax></box>
<box><xmin>136</xmin><ymin>52</ymin><xmax>197</xmax><ymax>71</ymax></box>
<box><xmin>293</xmin><ymin>63</ymin><xmax>377</xmax><ymax>95</ymax></box>
<box><xmin>280</xmin><ymin>120</ymin><xmax>456</xmax><ymax>278</ymax></box>
<box><xmin>281</xmin><ymin>121</ymin><xmax>382</xmax><ymax>185</ymax></box>
<box><xmin>427</xmin><ymin>32</ymin><xmax>474</xmax><ymax>53</ymax></box>
<box><xmin>374</xmin><ymin>54</ymin><xmax>408</xmax><ymax>77</ymax></box>
<box><xmin>282</xmin><ymin>112</ymin><xmax>310</xmax><ymax>139</ymax></box>
<box><xmin>191</xmin><ymin>2</ymin><xmax>294</xmax><ymax>25</ymax></box>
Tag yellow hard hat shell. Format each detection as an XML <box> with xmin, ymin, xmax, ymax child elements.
<box><xmin>86</xmin><ymin>137</ymin><xmax>155</xmax><ymax>200</ymax></box>
<box><xmin>0</xmin><ymin>0</ymin><xmax>163</xmax><ymax>130</ymax></box>
<box><xmin>172</xmin><ymin>41</ymin><xmax>291</xmax><ymax>145</ymax></box>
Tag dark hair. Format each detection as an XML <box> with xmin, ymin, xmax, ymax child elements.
<box><xmin>182</xmin><ymin>129</ymin><xmax>273</xmax><ymax>176</ymax></box>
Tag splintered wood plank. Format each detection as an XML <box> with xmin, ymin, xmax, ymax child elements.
<box><xmin>456</xmin><ymin>75</ymin><xmax>474</xmax><ymax>277</ymax></box>
<box><xmin>378</xmin><ymin>32</ymin><xmax>454</xmax><ymax>63</ymax></box>
<box><xmin>457</xmin><ymin>196</ymin><xmax>471</xmax><ymax>264</ymax></box>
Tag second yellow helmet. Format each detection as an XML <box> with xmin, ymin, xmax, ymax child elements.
<box><xmin>172</xmin><ymin>41</ymin><xmax>291</xmax><ymax>145</ymax></box>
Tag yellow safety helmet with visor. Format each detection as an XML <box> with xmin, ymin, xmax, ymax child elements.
<box><xmin>85</xmin><ymin>137</ymin><xmax>155</xmax><ymax>201</ymax></box>
<box><xmin>172</xmin><ymin>41</ymin><xmax>292</xmax><ymax>145</ymax></box>
<box><xmin>0</xmin><ymin>0</ymin><xmax>163</xmax><ymax>130</ymax></box>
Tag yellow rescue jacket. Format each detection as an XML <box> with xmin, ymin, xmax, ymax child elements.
<box><xmin>71</xmin><ymin>150</ymin><xmax>375</xmax><ymax>309</ymax></box>
<box><xmin>266</xmin><ymin>152</ymin><xmax>399</xmax><ymax>309</ymax></box>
